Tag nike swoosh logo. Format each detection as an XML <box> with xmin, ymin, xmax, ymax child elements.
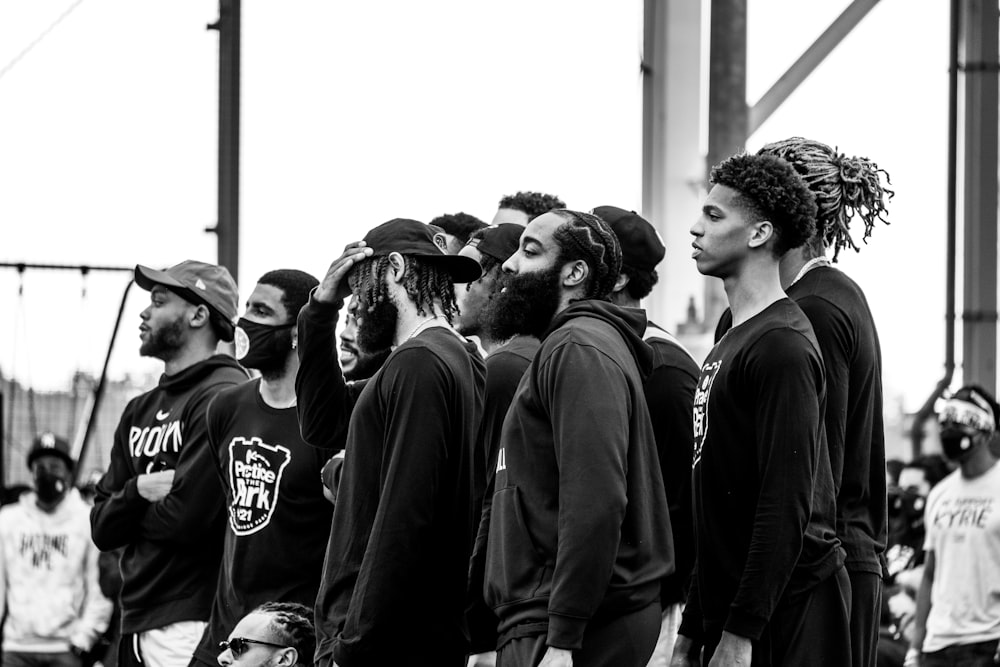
<box><xmin>155</xmin><ymin>410</ymin><xmax>170</xmax><ymax>421</ymax></box>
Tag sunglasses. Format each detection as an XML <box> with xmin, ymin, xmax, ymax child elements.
<box><xmin>218</xmin><ymin>638</ymin><xmax>288</xmax><ymax>658</ymax></box>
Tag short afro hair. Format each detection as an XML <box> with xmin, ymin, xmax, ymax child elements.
<box><xmin>621</xmin><ymin>264</ymin><xmax>658</xmax><ymax>300</ymax></box>
<box><xmin>257</xmin><ymin>269</ymin><xmax>320</xmax><ymax>324</ymax></box>
<box><xmin>428</xmin><ymin>212</ymin><xmax>487</xmax><ymax>245</ymax></box>
<box><xmin>551</xmin><ymin>209</ymin><xmax>622</xmax><ymax>300</ymax></box>
<box><xmin>710</xmin><ymin>153</ymin><xmax>817</xmax><ymax>256</ymax></box>
<box><xmin>498</xmin><ymin>191</ymin><xmax>566</xmax><ymax>221</ymax></box>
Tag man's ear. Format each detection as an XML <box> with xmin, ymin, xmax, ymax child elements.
<box><xmin>275</xmin><ymin>647</ymin><xmax>297</xmax><ymax>667</ymax></box>
<box><xmin>612</xmin><ymin>272</ymin><xmax>629</xmax><ymax>294</ymax></box>
<box><xmin>562</xmin><ymin>259</ymin><xmax>589</xmax><ymax>289</ymax></box>
<box><xmin>188</xmin><ymin>303</ymin><xmax>210</xmax><ymax>330</ymax></box>
<box><xmin>747</xmin><ymin>220</ymin><xmax>774</xmax><ymax>249</ymax></box>
<box><xmin>386</xmin><ymin>252</ymin><xmax>407</xmax><ymax>285</ymax></box>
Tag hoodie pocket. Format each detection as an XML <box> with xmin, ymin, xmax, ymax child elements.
<box><xmin>484</xmin><ymin>485</ymin><xmax>551</xmax><ymax>609</ymax></box>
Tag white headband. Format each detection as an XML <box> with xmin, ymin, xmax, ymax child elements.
<box><xmin>939</xmin><ymin>396</ymin><xmax>996</xmax><ymax>433</ymax></box>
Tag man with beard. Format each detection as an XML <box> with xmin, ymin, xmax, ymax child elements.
<box><xmin>216</xmin><ymin>602</ymin><xmax>315</xmax><ymax>667</ymax></box>
<box><xmin>593</xmin><ymin>205</ymin><xmax>699</xmax><ymax>666</ymax></box>
<box><xmin>189</xmin><ymin>269</ymin><xmax>334</xmax><ymax>667</ymax></box>
<box><xmin>672</xmin><ymin>154</ymin><xmax>848</xmax><ymax>666</ymax></box>
<box><xmin>0</xmin><ymin>433</ymin><xmax>112</xmax><ymax>666</ymax></box>
<box><xmin>908</xmin><ymin>386</ymin><xmax>1000</xmax><ymax>667</ymax></box>
<box><xmin>92</xmin><ymin>260</ymin><xmax>249</xmax><ymax>667</ymax></box>
<box><xmin>294</xmin><ymin>218</ymin><xmax>485</xmax><ymax>667</ymax></box>
<box><xmin>477</xmin><ymin>209</ymin><xmax>673</xmax><ymax>667</ymax></box>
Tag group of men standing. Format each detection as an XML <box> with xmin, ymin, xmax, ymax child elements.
<box><xmin>55</xmin><ymin>137</ymin><xmax>994</xmax><ymax>667</ymax></box>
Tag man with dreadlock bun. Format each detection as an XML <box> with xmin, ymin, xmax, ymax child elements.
<box><xmin>674</xmin><ymin>153</ymin><xmax>848</xmax><ymax>666</ymax></box>
<box><xmin>714</xmin><ymin>138</ymin><xmax>894</xmax><ymax>667</ymax></box>
<box><xmin>294</xmin><ymin>218</ymin><xmax>486</xmax><ymax>667</ymax></box>
<box><xmin>477</xmin><ymin>210</ymin><xmax>673</xmax><ymax>667</ymax></box>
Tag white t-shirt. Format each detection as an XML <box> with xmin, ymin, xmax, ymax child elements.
<box><xmin>922</xmin><ymin>460</ymin><xmax>1000</xmax><ymax>652</ymax></box>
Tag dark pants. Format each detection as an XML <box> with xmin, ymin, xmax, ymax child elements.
<box><xmin>849</xmin><ymin>570</ymin><xmax>883</xmax><ymax>667</ymax></box>
<box><xmin>923</xmin><ymin>640</ymin><xmax>1000</xmax><ymax>667</ymax></box>
<box><xmin>2</xmin><ymin>653</ymin><xmax>81</xmax><ymax>667</ymax></box>
<box><xmin>496</xmin><ymin>603</ymin><xmax>661</xmax><ymax>667</ymax></box>
<box><xmin>704</xmin><ymin>567</ymin><xmax>852</xmax><ymax>667</ymax></box>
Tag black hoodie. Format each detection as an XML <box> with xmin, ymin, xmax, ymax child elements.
<box><xmin>483</xmin><ymin>300</ymin><xmax>674</xmax><ymax>651</ymax></box>
<box><xmin>91</xmin><ymin>354</ymin><xmax>248</xmax><ymax>634</ymax></box>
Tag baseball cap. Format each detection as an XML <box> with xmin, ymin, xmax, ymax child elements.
<box><xmin>134</xmin><ymin>260</ymin><xmax>239</xmax><ymax>340</ymax></box>
<box><xmin>465</xmin><ymin>223</ymin><xmax>524</xmax><ymax>263</ymax></box>
<box><xmin>27</xmin><ymin>432</ymin><xmax>74</xmax><ymax>469</ymax></box>
<box><xmin>335</xmin><ymin>218</ymin><xmax>482</xmax><ymax>299</ymax></box>
<box><xmin>593</xmin><ymin>205</ymin><xmax>665</xmax><ymax>273</ymax></box>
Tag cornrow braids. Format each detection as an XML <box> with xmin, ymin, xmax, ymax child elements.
<box><xmin>758</xmin><ymin>137</ymin><xmax>893</xmax><ymax>262</ymax></box>
<box><xmin>551</xmin><ymin>209</ymin><xmax>623</xmax><ymax>300</ymax></box>
<box><xmin>254</xmin><ymin>601</ymin><xmax>315</xmax><ymax>667</ymax></box>
<box><xmin>348</xmin><ymin>255</ymin><xmax>460</xmax><ymax>323</ymax></box>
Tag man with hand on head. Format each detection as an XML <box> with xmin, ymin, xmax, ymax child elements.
<box><xmin>91</xmin><ymin>260</ymin><xmax>249</xmax><ymax>667</ymax></box>
<box><xmin>673</xmin><ymin>154</ymin><xmax>848</xmax><ymax>666</ymax></box>
<box><xmin>190</xmin><ymin>269</ymin><xmax>334</xmax><ymax>667</ymax></box>
<box><xmin>295</xmin><ymin>219</ymin><xmax>486</xmax><ymax>667</ymax></box>
<box><xmin>479</xmin><ymin>209</ymin><xmax>672</xmax><ymax>667</ymax></box>
<box><xmin>593</xmin><ymin>205</ymin><xmax>699</xmax><ymax>667</ymax></box>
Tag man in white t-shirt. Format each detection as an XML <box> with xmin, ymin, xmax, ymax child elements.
<box><xmin>908</xmin><ymin>385</ymin><xmax>1000</xmax><ymax>667</ymax></box>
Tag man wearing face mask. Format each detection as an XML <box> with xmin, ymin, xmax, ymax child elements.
<box><xmin>0</xmin><ymin>433</ymin><xmax>113</xmax><ymax>666</ymax></box>
<box><xmin>189</xmin><ymin>270</ymin><xmax>334</xmax><ymax>667</ymax></box>
<box><xmin>906</xmin><ymin>386</ymin><xmax>1000</xmax><ymax>667</ymax></box>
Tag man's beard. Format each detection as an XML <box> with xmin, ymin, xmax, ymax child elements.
<box><xmin>345</xmin><ymin>347</ymin><xmax>392</xmax><ymax>381</ymax></box>
<box><xmin>484</xmin><ymin>264</ymin><xmax>562</xmax><ymax>341</ymax></box>
<box><xmin>255</xmin><ymin>328</ymin><xmax>294</xmax><ymax>381</ymax></box>
<box><xmin>357</xmin><ymin>295</ymin><xmax>399</xmax><ymax>353</ymax></box>
<box><xmin>140</xmin><ymin>317</ymin><xmax>185</xmax><ymax>360</ymax></box>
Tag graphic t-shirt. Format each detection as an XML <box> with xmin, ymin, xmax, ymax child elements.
<box><xmin>922</xmin><ymin>461</ymin><xmax>1000</xmax><ymax>652</ymax></box>
<box><xmin>191</xmin><ymin>379</ymin><xmax>332</xmax><ymax>666</ymax></box>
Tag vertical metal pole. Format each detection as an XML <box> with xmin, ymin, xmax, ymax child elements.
<box><xmin>641</xmin><ymin>0</ymin><xmax>703</xmax><ymax>332</ymax></box>
<box><xmin>961</xmin><ymin>0</ymin><xmax>999</xmax><ymax>393</ymax></box>
<box><xmin>704</xmin><ymin>0</ymin><xmax>748</xmax><ymax>328</ymax></box>
<box><xmin>211</xmin><ymin>0</ymin><xmax>241</xmax><ymax>283</ymax></box>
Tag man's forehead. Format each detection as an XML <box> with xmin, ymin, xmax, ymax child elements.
<box><xmin>229</xmin><ymin>612</ymin><xmax>273</xmax><ymax>640</ymax></box>
<box><xmin>522</xmin><ymin>212</ymin><xmax>562</xmax><ymax>246</ymax></box>
<box><xmin>704</xmin><ymin>183</ymin><xmax>741</xmax><ymax>209</ymax></box>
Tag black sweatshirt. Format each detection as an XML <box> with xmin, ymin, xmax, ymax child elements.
<box><xmin>484</xmin><ymin>301</ymin><xmax>673</xmax><ymax>651</ymax></box>
<box><xmin>644</xmin><ymin>322</ymin><xmax>699</xmax><ymax>606</ymax></box>
<box><xmin>191</xmin><ymin>379</ymin><xmax>333</xmax><ymax>667</ymax></box>
<box><xmin>680</xmin><ymin>299</ymin><xmax>842</xmax><ymax>643</ymax></box>
<box><xmin>295</xmin><ymin>296</ymin><xmax>486</xmax><ymax>667</ymax></box>
<box><xmin>716</xmin><ymin>267</ymin><xmax>888</xmax><ymax>576</ymax></box>
<box><xmin>90</xmin><ymin>354</ymin><xmax>249</xmax><ymax>634</ymax></box>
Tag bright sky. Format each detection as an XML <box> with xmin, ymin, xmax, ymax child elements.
<box><xmin>1</xmin><ymin>0</ymin><xmax>954</xmax><ymax>413</ymax></box>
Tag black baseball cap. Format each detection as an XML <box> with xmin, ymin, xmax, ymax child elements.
<box><xmin>592</xmin><ymin>206</ymin><xmax>665</xmax><ymax>273</ymax></box>
<box><xmin>135</xmin><ymin>260</ymin><xmax>239</xmax><ymax>341</ymax></box>
<box><xmin>27</xmin><ymin>432</ymin><xmax>74</xmax><ymax>469</ymax></box>
<box><xmin>336</xmin><ymin>218</ymin><xmax>483</xmax><ymax>299</ymax></box>
<box><xmin>465</xmin><ymin>223</ymin><xmax>524</xmax><ymax>263</ymax></box>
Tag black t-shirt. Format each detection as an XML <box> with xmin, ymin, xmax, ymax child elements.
<box><xmin>191</xmin><ymin>379</ymin><xmax>333</xmax><ymax>666</ymax></box>
<box><xmin>787</xmin><ymin>266</ymin><xmax>887</xmax><ymax>574</ymax></box>
<box><xmin>308</xmin><ymin>323</ymin><xmax>486</xmax><ymax>666</ymax></box>
<box><xmin>680</xmin><ymin>299</ymin><xmax>842</xmax><ymax>643</ymax></box>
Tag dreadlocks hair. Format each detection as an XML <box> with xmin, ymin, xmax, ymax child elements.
<box><xmin>711</xmin><ymin>153</ymin><xmax>818</xmax><ymax>257</ymax></box>
<box><xmin>758</xmin><ymin>137</ymin><xmax>894</xmax><ymax>261</ymax></box>
<box><xmin>253</xmin><ymin>601</ymin><xmax>315</xmax><ymax>667</ymax></box>
<box><xmin>257</xmin><ymin>269</ymin><xmax>320</xmax><ymax>324</ymax></box>
<box><xmin>498</xmin><ymin>191</ymin><xmax>566</xmax><ymax>221</ymax></box>
<box><xmin>430</xmin><ymin>212</ymin><xmax>487</xmax><ymax>245</ymax></box>
<box><xmin>550</xmin><ymin>209</ymin><xmax>623</xmax><ymax>300</ymax></box>
<box><xmin>348</xmin><ymin>255</ymin><xmax>460</xmax><ymax>323</ymax></box>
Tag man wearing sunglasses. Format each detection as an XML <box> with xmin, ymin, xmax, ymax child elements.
<box><xmin>217</xmin><ymin>602</ymin><xmax>314</xmax><ymax>667</ymax></box>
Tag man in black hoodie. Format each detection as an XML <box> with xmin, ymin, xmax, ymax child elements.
<box><xmin>91</xmin><ymin>260</ymin><xmax>249</xmax><ymax>667</ymax></box>
<box><xmin>478</xmin><ymin>209</ymin><xmax>673</xmax><ymax>667</ymax></box>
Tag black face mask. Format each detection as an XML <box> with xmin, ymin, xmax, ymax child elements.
<box><xmin>35</xmin><ymin>470</ymin><xmax>67</xmax><ymax>504</ymax></box>
<box><xmin>940</xmin><ymin>425</ymin><xmax>982</xmax><ymax>462</ymax></box>
<box><xmin>235</xmin><ymin>318</ymin><xmax>294</xmax><ymax>374</ymax></box>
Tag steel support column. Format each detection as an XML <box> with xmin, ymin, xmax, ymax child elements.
<box><xmin>209</xmin><ymin>0</ymin><xmax>241</xmax><ymax>283</ymax></box>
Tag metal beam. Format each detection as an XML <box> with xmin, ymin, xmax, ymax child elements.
<box><xmin>748</xmin><ymin>0</ymin><xmax>880</xmax><ymax>134</ymax></box>
<box><xmin>960</xmin><ymin>0</ymin><xmax>999</xmax><ymax>392</ymax></box>
<box><xmin>209</xmin><ymin>0</ymin><xmax>241</xmax><ymax>283</ymax></box>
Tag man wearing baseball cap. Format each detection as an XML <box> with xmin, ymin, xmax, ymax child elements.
<box><xmin>908</xmin><ymin>386</ymin><xmax>1000</xmax><ymax>667</ymax></box>
<box><xmin>594</xmin><ymin>205</ymin><xmax>700</xmax><ymax>666</ymax></box>
<box><xmin>0</xmin><ymin>433</ymin><xmax>113</xmax><ymax>667</ymax></box>
<box><xmin>294</xmin><ymin>219</ymin><xmax>486</xmax><ymax>667</ymax></box>
<box><xmin>91</xmin><ymin>260</ymin><xmax>249</xmax><ymax>667</ymax></box>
